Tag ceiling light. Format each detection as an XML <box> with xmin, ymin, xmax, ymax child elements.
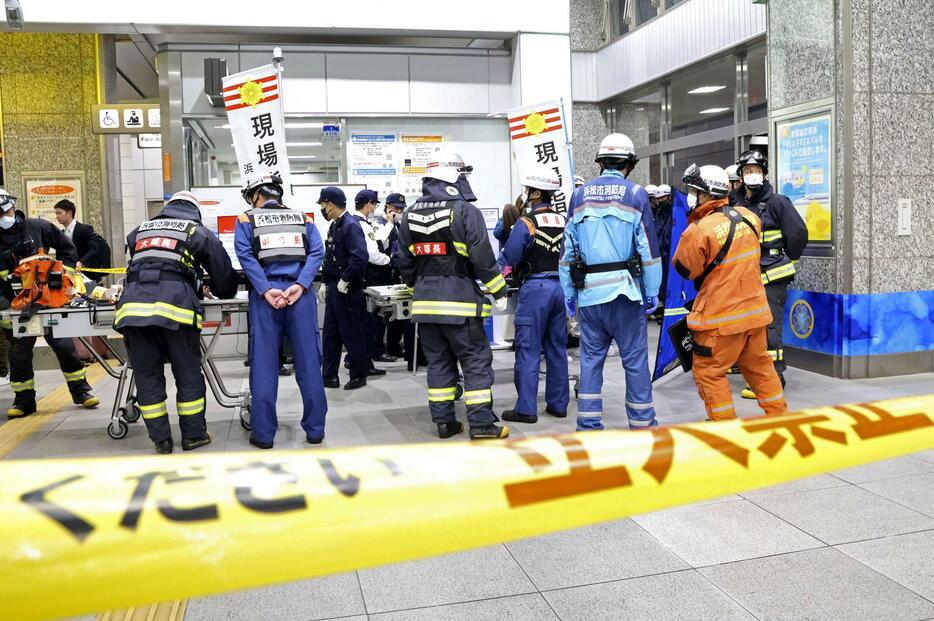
<box><xmin>284</xmin><ymin>122</ymin><xmax>324</xmax><ymax>129</ymax></box>
<box><xmin>286</xmin><ymin>142</ymin><xmax>323</xmax><ymax>147</ymax></box>
<box><xmin>289</xmin><ymin>155</ymin><xmax>317</xmax><ymax>159</ymax></box>
<box><xmin>688</xmin><ymin>86</ymin><xmax>726</xmax><ymax>94</ymax></box>
<box><xmin>699</xmin><ymin>107</ymin><xmax>731</xmax><ymax>114</ymax></box>
<box><xmin>215</xmin><ymin>124</ymin><xmax>230</xmax><ymax>129</ymax></box>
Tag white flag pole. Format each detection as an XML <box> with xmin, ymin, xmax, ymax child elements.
<box><xmin>272</xmin><ymin>47</ymin><xmax>291</xmax><ymax>196</ymax></box>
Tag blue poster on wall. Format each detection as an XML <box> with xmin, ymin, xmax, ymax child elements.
<box><xmin>776</xmin><ymin>113</ymin><xmax>832</xmax><ymax>242</ymax></box>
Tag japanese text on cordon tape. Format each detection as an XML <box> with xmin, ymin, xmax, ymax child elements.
<box><xmin>3</xmin><ymin>395</ymin><xmax>933</xmax><ymax>620</ymax></box>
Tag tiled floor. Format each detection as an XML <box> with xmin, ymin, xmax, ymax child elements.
<box><xmin>6</xmin><ymin>324</ymin><xmax>934</xmax><ymax>621</ymax></box>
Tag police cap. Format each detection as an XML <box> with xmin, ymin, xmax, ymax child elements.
<box><xmin>317</xmin><ymin>186</ymin><xmax>346</xmax><ymax>207</ymax></box>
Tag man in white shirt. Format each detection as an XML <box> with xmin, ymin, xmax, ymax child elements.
<box><xmin>353</xmin><ymin>190</ymin><xmax>394</xmax><ymax>369</ymax></box>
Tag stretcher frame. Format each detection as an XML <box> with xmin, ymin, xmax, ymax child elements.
<box><xmin>2</xmin><ymin>299</ymin><xmax>251</xmax><ymax>439</ymax></box>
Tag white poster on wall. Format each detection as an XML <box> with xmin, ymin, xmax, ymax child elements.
<box><xmin>506</xmin><ymin>100</ymin><xmax>574</xmax><ymax>213</ymax></box>
<box><xmin>349</xmin><ymin>133</ymin><xmax>397</xmax><ymax>199</ymax></box>
<box><xmin>400</xmin><ymin>134</ymin><xmax>443</xmax><ymax>199</ymax></box>
<box><xmin>222</xmin><ymin>63</ymin><xmax>291</xmax><ymax>193</ymax></box>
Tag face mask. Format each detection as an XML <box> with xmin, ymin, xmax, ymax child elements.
<box><xmin>0</xmin><ymin>215</ymin><xmax>15</xmax><ymax>229</ymax></box>
<box><xmin>520</xmin><ymin>190</ymin><xmax>529</xmax><ymax>205</ymax></box>
<box><xmin>744</xmin><ymin>173</ymin><xmax>764</xmax><ymax>188</ymax></box>
<box><xmin>319</xmin><ymin>206</ymin><xmax>330</xmax><ymax>221</ymax></box>
<box><xmin>686</xmin><ymin>192</ymin><xmax>698</xmax><ymax>209</ymax></box>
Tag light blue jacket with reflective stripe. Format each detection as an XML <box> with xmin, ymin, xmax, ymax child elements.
<box><xmin>559</xmin><ymin>170</ymin><xmax>662</xmax><ymax>308</ymax></box>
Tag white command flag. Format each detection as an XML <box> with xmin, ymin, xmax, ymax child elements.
<box><xmin>222</xmin><ymin>63</ymin><xmax>291</xmax><ymax>192</ymax></box>
<box><xmin>507</xmin><ymin>100</ymin><xmax>574</xmax><ymax>213</ymax></box>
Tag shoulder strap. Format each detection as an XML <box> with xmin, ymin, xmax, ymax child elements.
<box><xmin>697</xmin><ymin>208</ymin><xmax>757</xmax><ymax>284</ymax></box>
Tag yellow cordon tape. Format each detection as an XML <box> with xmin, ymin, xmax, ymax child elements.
<box><xmin>3</xmin><ymin>395</ymin><xmax>934</xmax><ymax>620</ymax></box>
<box><xmin>77</xmin><ymin>267</ymin><xmax>127</xmax><ymax>274</ymax></box>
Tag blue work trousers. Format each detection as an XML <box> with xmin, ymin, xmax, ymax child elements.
<box><xmin>577</xmin><ymin>294</ymin><xmax>657</xmax><ymax>430</ymax></box>
<box><xmin>512</xmin><ymin>276</ymin><xmax>569</xmax><ymax>416</ymax></box>
<box><xmin>248</xmin><ymin>284</ymin><xmax>328</xmax><ymax>443</ymax></box>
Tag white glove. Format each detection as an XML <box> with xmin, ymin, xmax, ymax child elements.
<box><xmin>493</xmin><ymin>296</ymin><xmax>508</xmax><ymax>312</ymax></box>
<box><xmin>337</xmin><ymin>279</ymin><xmax>350</xmax><ymax>294</ymax></box>
<box><xmin>316</xmin><ymin>285</ymin><xmax>326</xmax><ymax>303</ymax></box>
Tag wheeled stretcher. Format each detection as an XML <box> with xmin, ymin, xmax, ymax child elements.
<box><xmin>2</xmin><ymin>298</ymin><xmax>251</xmax><ymax>439</ymax></box>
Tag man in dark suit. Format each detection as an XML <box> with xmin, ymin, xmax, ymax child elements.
<box><xmin>53</xmin><ymin>199</ymin><xmax>100</xmax><ymax>275</ymax></box>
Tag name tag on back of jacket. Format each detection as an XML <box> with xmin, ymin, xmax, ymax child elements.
<box><xmin>140</xmin><ymin>219</ymin><xmax>188</xmax><ymax>231</ymax></box>
<box><xmin>535</xmin><ymin>213</ymin><xmax>564</xmax><ymax>227</ymax></box>
<box><xmin>259</xmin><ymin>233</ymin><xmax>303</xmax><ymax>249</ymax></box>
<box><xmin>254</xmin><ymin>212</ymin><xmax>304</xmax><ymax>227</ymax></box>
<box><xmin>135</xmin><ymin>237</ymin><xmax>178</xmax><ymax>251</ymax></box>
<box><xmin>413</xmin><ymin>242</ymin><xmax>447</xmax><ymax>255</ymax></box>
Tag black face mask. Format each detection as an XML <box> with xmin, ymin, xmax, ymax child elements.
<box><xmin>319</xmin><ymin>206</ymin><xmax>330</xmax><ymax>221</ymax></box>
<box><xmin>656</xmin><ymin>199</ymin><xmax>671</xmax><ymax>209</ymax></box>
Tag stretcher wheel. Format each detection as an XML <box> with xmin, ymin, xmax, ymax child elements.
<box><xmin>574</xmin><ymin>379</ymin><xmax>580</xmax><ymax>400</ymax></box>
<box><xmin>107</xmin><ymin>419</ymin><xmax>129</xmax><ymax>440</ymax></box>
<box><xmin>239</xmin><ymin>407</ymin><xmax>252</xmax><ymax>431</ymax></box>
<box><xmin>123</xmin><ymin>404</ymin><xmax>141</xmax><ymax>423</ymax></box>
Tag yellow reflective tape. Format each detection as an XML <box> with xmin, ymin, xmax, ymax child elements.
<box><xmin>760</xmin><ymin>230</ymin><xmax>783</xmax><ymax>243</ymax></box>
<box><xmin>11</xmin><ymin>379</ymin><xmax>34</xmax><ymax>392</ymax></box>
<box><xmin>0</xmin><ymin>270</ymin><xmax>9</xmax><ymax>279</ymax></box>
<box><xmin>428</xmin><ymin>387</ymin><xmax>456</xmax><ymax>395</ymax></box>
<box><xmin>115</xmin><ymin>303</ymin><xmax>203</xmax><ymax>329</ymax></box>
<box><xmin>484</xmin><ymin>274</ymin><xmax>506</xmax><ymax>294</ymax></box>
<box><xmin>452</xmin><ymin>241</ymin><xmax>468</xmax><ymax>257</ymax></box>
<box><xmin>139</xmin><ymin>402</ymin><xmax>168</xmax><ymax>420</ymax></box>
<box><xmin>463</xmin><ymin>388</ymin><xmax>491</xmax><ymax>405</ymax></box>
<box><xmin>177</xmin><ymin>398</ymin><xmax>205</xmax><ymax>416</ymax></box>
<box><xmin>5</xmin><ymin>395</ymin><xmax>934</xmax><ymax>620</ymax></box>
<box><xmin>62</xmin><ymin>368</ymin><xmax>87</xmax><ymax>381</ymax></box>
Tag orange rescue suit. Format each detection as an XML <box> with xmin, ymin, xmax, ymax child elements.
<box><xmin>672</xmin><ymin>197</ymin><xmax>787</xmax><ymax>420</ymax></box>
<box><xmin>11</xmin><ymin>251</ymin><xmax>76</xmax><ymax>311</ymax></box>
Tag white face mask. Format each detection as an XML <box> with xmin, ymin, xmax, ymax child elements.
<box><xmin>686</xmin><ymin>192</ymin><xmax>698</xmax><ymax>209</ymax></box>
<box><xmin>744</xmin><ymin>173</ymin><xmax>764</xmax><ymax>188</ymax></box>
<box><xmin>520</xmin><ymin>190</ymin><xmax>529</xmax><ymax>205</ymax></box>
<box><xmin>0</xmin><ymin>215</ymin><xmax>15</xmax><ymax>230</ymax></box>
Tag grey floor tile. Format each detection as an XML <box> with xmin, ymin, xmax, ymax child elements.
<box><xmin>504</xmin><ymin>519</ymin><xmax>688</xmax><ymax>590</ymax></box>
<box><xmin>368</xmin><ymin>593</ymin><xmax>558</xmax><ymax>621</ymax></box>
<box><xmin>632</xmin><ymin>499</ymin><xmax>822</xmax><ymax>566</ymax></box>
<box><xmin>740</xmin><ymin>473</ymin><xmax>849</xmax><ymax>499</ymax></box>
<box><xmin>860</xmin><ymin>472</ymin><xmax>934</xmax><ymax>518</ymax></box>
<box><xmin>832</xmin><ymin>455</ymin><xmax>934</xmax><ymax>484</ymax></box>
<box><xmin>184</xmin><ymin>572</ymin><xmax>365</xmax><ymax>621</ymax></box>
<box><xmin>913</xmin><ymin>449</ymin><xmax>934</xmax><ymax>464</ymax></box>
<box><xmin>700</xmin><ymin>547</ymin><xmax>934</xmax><ymax>621</ymax></box>
<box><xmin>358</xmin><ymin>545</ymin><xmax>535</xmax><ymax>613</ymax></box>
<box><xmin>542</xmin><ymin>569</ymin><xmax>755</xmax><ymax>621</ymax></box>
<box><xmin>751</xmin><ymin>484</ymin><xmax>934</xmax><ymax>544</ymax></box>
<box><xmin>838</xmin><ymin>529</ymin><xmax>934</xmax><ymax>601</ymax></box>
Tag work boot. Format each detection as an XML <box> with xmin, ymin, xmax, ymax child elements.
<box><xmin>324</xmin><ymin>376</ymin><xmax>340</xmax><ymax>389</ymax></box>
<box><xmin>182</xmin><ymin>433</ymin><xmax>212</xmax><ymax>451</ymax></box>
<box><xmin>7</xmin><ymin>401</ymin><xmax>36</xmax><ymax>418</ymax></box>
<box><xmin>741</xmin><ymin>386</ymin><xmax>756</xmax><ymax>399</ymax></box>
<box><xmin>344</xmin><ymin>377</ymin><xmax>366</xmax><ymax>390</ymax></box>
<box><xmin>154</xmin><ymin>438</ymin><xmax>174</xmax><ymax>454</ymax></box>
<box><xmin>469</xmin><ymin>424</ymin><xmax>509</xmax><ymax>440</ymax></box>
<box><xmin>437</xmin><ymin>421</ymin><xmax>464</xmax><ymax>439</ymax></box>
<box><xmin>545</xmin><ymin>407</ymin><xmax>567</xmax><ymax>418</ymax></box>
<box><xmin>502</xmin><ymin>410</ymin><xmax>537</xmax><ymax>424</ymax></box>
<box><xmin>73</xmin><ymin>392</ymin><xmax>100</xmax><ymax>408</ymax></box>
<box><xmin>278</xmin><ymin>365</ymin><xmax>293</xmax><ymax>377</ymax></box>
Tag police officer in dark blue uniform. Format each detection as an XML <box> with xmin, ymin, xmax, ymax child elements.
<box><xmin>235</xmin><ymin>174</ymin><xmax>327</xmax><ymax>449</ymax></box>
<box><xmin>116</xmin><ymin>191</ymin><xmax>238</xmax><ymax>454</ymax></box>
<box><xmin>396</xmin><ymin>151</ymin><xmax>509</xmax><ymax>440</ymax></box>
<box><xmin>377</xmin><ymin>193</ymin><xmax>408</xmax><ymax>359</ymax></box>
<box><xmin>318</xmin><ymin>187</ymin><xmax>370</xmax><ymax>390</ymax></box>
<box><xmin>500</xmin><ymin>165</ymin><xmax>569</xmax><ymax>424</ymax></box>
<box><xmin>352</xmin><ymin>189</ymin><xmax>391</xmax><ymax>372</ymax></box>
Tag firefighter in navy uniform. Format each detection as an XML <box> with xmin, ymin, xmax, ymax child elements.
<box><xmin>318</xmin><ymin>187</ymin><xmax>371</xmax><ymax>390</ymax></box>
<box><xmin>116</xmin><ymin>191</ymin><xmax>237</xmax><ymax>453</ymax></box>
<box><xmin>732</xmin><ymin>150</ymin><xmax>808</xmax><ymax>398</ymax></box>
<box><xmin>0</xmin><ymin>187</ymin><xmax>99</xmax><ymax>418</ymax></box>
<box><xmin>235</xmin><ymin>175</ymin><xmax>327</xmax><ymax>449</ymax></box>
<box><xmin>395</xmin><ymin>151</ymin><xmax>509</xmax><ymax>440</ymax></box>
<box><xmin>500</xmin><ymin>165</ymin><xmax>569</xmax><ymax>424</ymax></box>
